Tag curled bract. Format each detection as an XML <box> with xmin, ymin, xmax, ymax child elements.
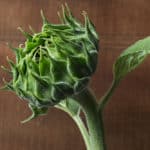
<box><xmin>2</xmin><ymin>5</ymin><xmax>99</xmax><ymax>122</ymax></box>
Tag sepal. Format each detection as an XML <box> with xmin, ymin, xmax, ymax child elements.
<box><xmin>21</xmin><ymin>104</ymin><xmax>48</xmax><ymax>123</ymax></box>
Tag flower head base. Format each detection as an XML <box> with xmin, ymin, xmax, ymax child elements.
<box><xmin>2</xmin><ymin>5</ymin><xmax>99</xmax><ymax>122</ymax></box>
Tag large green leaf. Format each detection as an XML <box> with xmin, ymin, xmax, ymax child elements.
<box><xmin>99</xmin><ymin>37</ymin><xmax>150</xmax><ymax>111</ymax></box>
<box><xmin>114</xmin><ymin>36</ymin><xmax>150</xmax><ymax>82</ymax></box>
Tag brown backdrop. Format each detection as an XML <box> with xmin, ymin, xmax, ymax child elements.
<box><xmin>0</xmin><ymin>0</ymin><xmax>150</xmax><ymax>150</ymax></box>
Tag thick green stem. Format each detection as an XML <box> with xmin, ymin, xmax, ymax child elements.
<box><xmin>73</xmin><ymin>116</ymin><xmax>91</xmax><ymax>150</ymax></box>
<box><xmin>73</xmin><ymin>88</ymin><xmax>106</xmax><ymax>150</ymax></box>
<box><xmin>55</xmin><ymin>104</ymin><xmax>91</xmax><ymax>149</ymax></box>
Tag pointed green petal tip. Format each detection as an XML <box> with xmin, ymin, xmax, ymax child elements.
<box><xmin>64</xmin><ymin>3</ymin><xmax>72</xmax><ymax>17</ymax></box>
<box><xmin>18</xmin><ymin>27</ymin><xmax>32</xmax><ymax>40</ymax></box>
<box><xmin>21</xmin><ymin>104</ymin><xmax>38</xmax><ymax>124</ymax></box>
<box><xmin>1</xmin><ymin>65</ymin><xmax>11</xmax><ymax>73</ymax></box>
<box><xmin>57</xmin><ymin>11</ymin><xmax>64</xmax><ymax>23</ymax></box>
<box><xmin>0</xmin><ymin>79</ymin><xmax>10</xmax><ymax>90</ymax></box>
<box><xmin>21</xmin><ymin>113</ymin><xmax>35</xmax><ymax>124</ymax></box>
<box><xmin>28</xmin><ymin>25</ymin><xmax>35</xmax><ymax>33</ymax></box>
<box><xmin>21</xmin><ymin>104</ymin><xmax>48</xmax><ymax>123</ymax></box>
<box><xmin>6</xmin><ymin>56</ymin><xmax>15</xmax><ymax>69</ymax></box>
<box><xmin>6</xmin><ymin>43</ymin><xmax>18</xmax><ymax>53</ymax></box>
<box><xmin>61</xmin><ymin>3</ymin><xmax>72</xmax><ymax>21</ymax></box>
<box><xmin>40</xmin><ymin>9</ymin><xmax>49</xmax><ymax>24</ymax></box>
<box><xmin>1</xmin><ymin>78</ymin><xmax>14</xmax><ymax>91</ymax></box>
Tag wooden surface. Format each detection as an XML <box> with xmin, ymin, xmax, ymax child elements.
<box><xmin>0</xmin><ymin>0</ymin><xmax>150</xmax><ymax>150</ymax></box>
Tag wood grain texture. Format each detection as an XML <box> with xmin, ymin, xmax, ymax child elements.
<box><xmin>0</xmin><ymin>0</ymin><xmax>150</xmax><ymax>150</ymax></box>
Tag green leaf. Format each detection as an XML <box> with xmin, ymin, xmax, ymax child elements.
<box><xmin>99</xmin><ymin>37</ymin><xmax>150</xmax><ymax>111</ymax></box>
<box><xmin>114</xmin><ymin>36</ymin><xmax>150</xmax><ymax>82</ymax></box>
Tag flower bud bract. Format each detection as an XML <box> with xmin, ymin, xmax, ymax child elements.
<box><xmin>3</xmin><ymin>5</ymin><xmax>99</xmax><ymax>122</ymax></box>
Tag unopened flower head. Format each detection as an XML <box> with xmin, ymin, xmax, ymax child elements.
<box><xmin>2</xmin><ymin>5</ymin><xmax>99</xmax><ymax>122</ymax></box>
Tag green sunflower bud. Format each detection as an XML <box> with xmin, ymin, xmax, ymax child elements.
<box><xmin>2</xmin><ymin>5</ymin><xmax>99</xmax><ymax>122</ymax></box>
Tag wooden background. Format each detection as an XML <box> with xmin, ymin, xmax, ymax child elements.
<box><xmin>0</xmin><ymin>0</ymin><xmax>150</xmax><ymax>149</ymax></box>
